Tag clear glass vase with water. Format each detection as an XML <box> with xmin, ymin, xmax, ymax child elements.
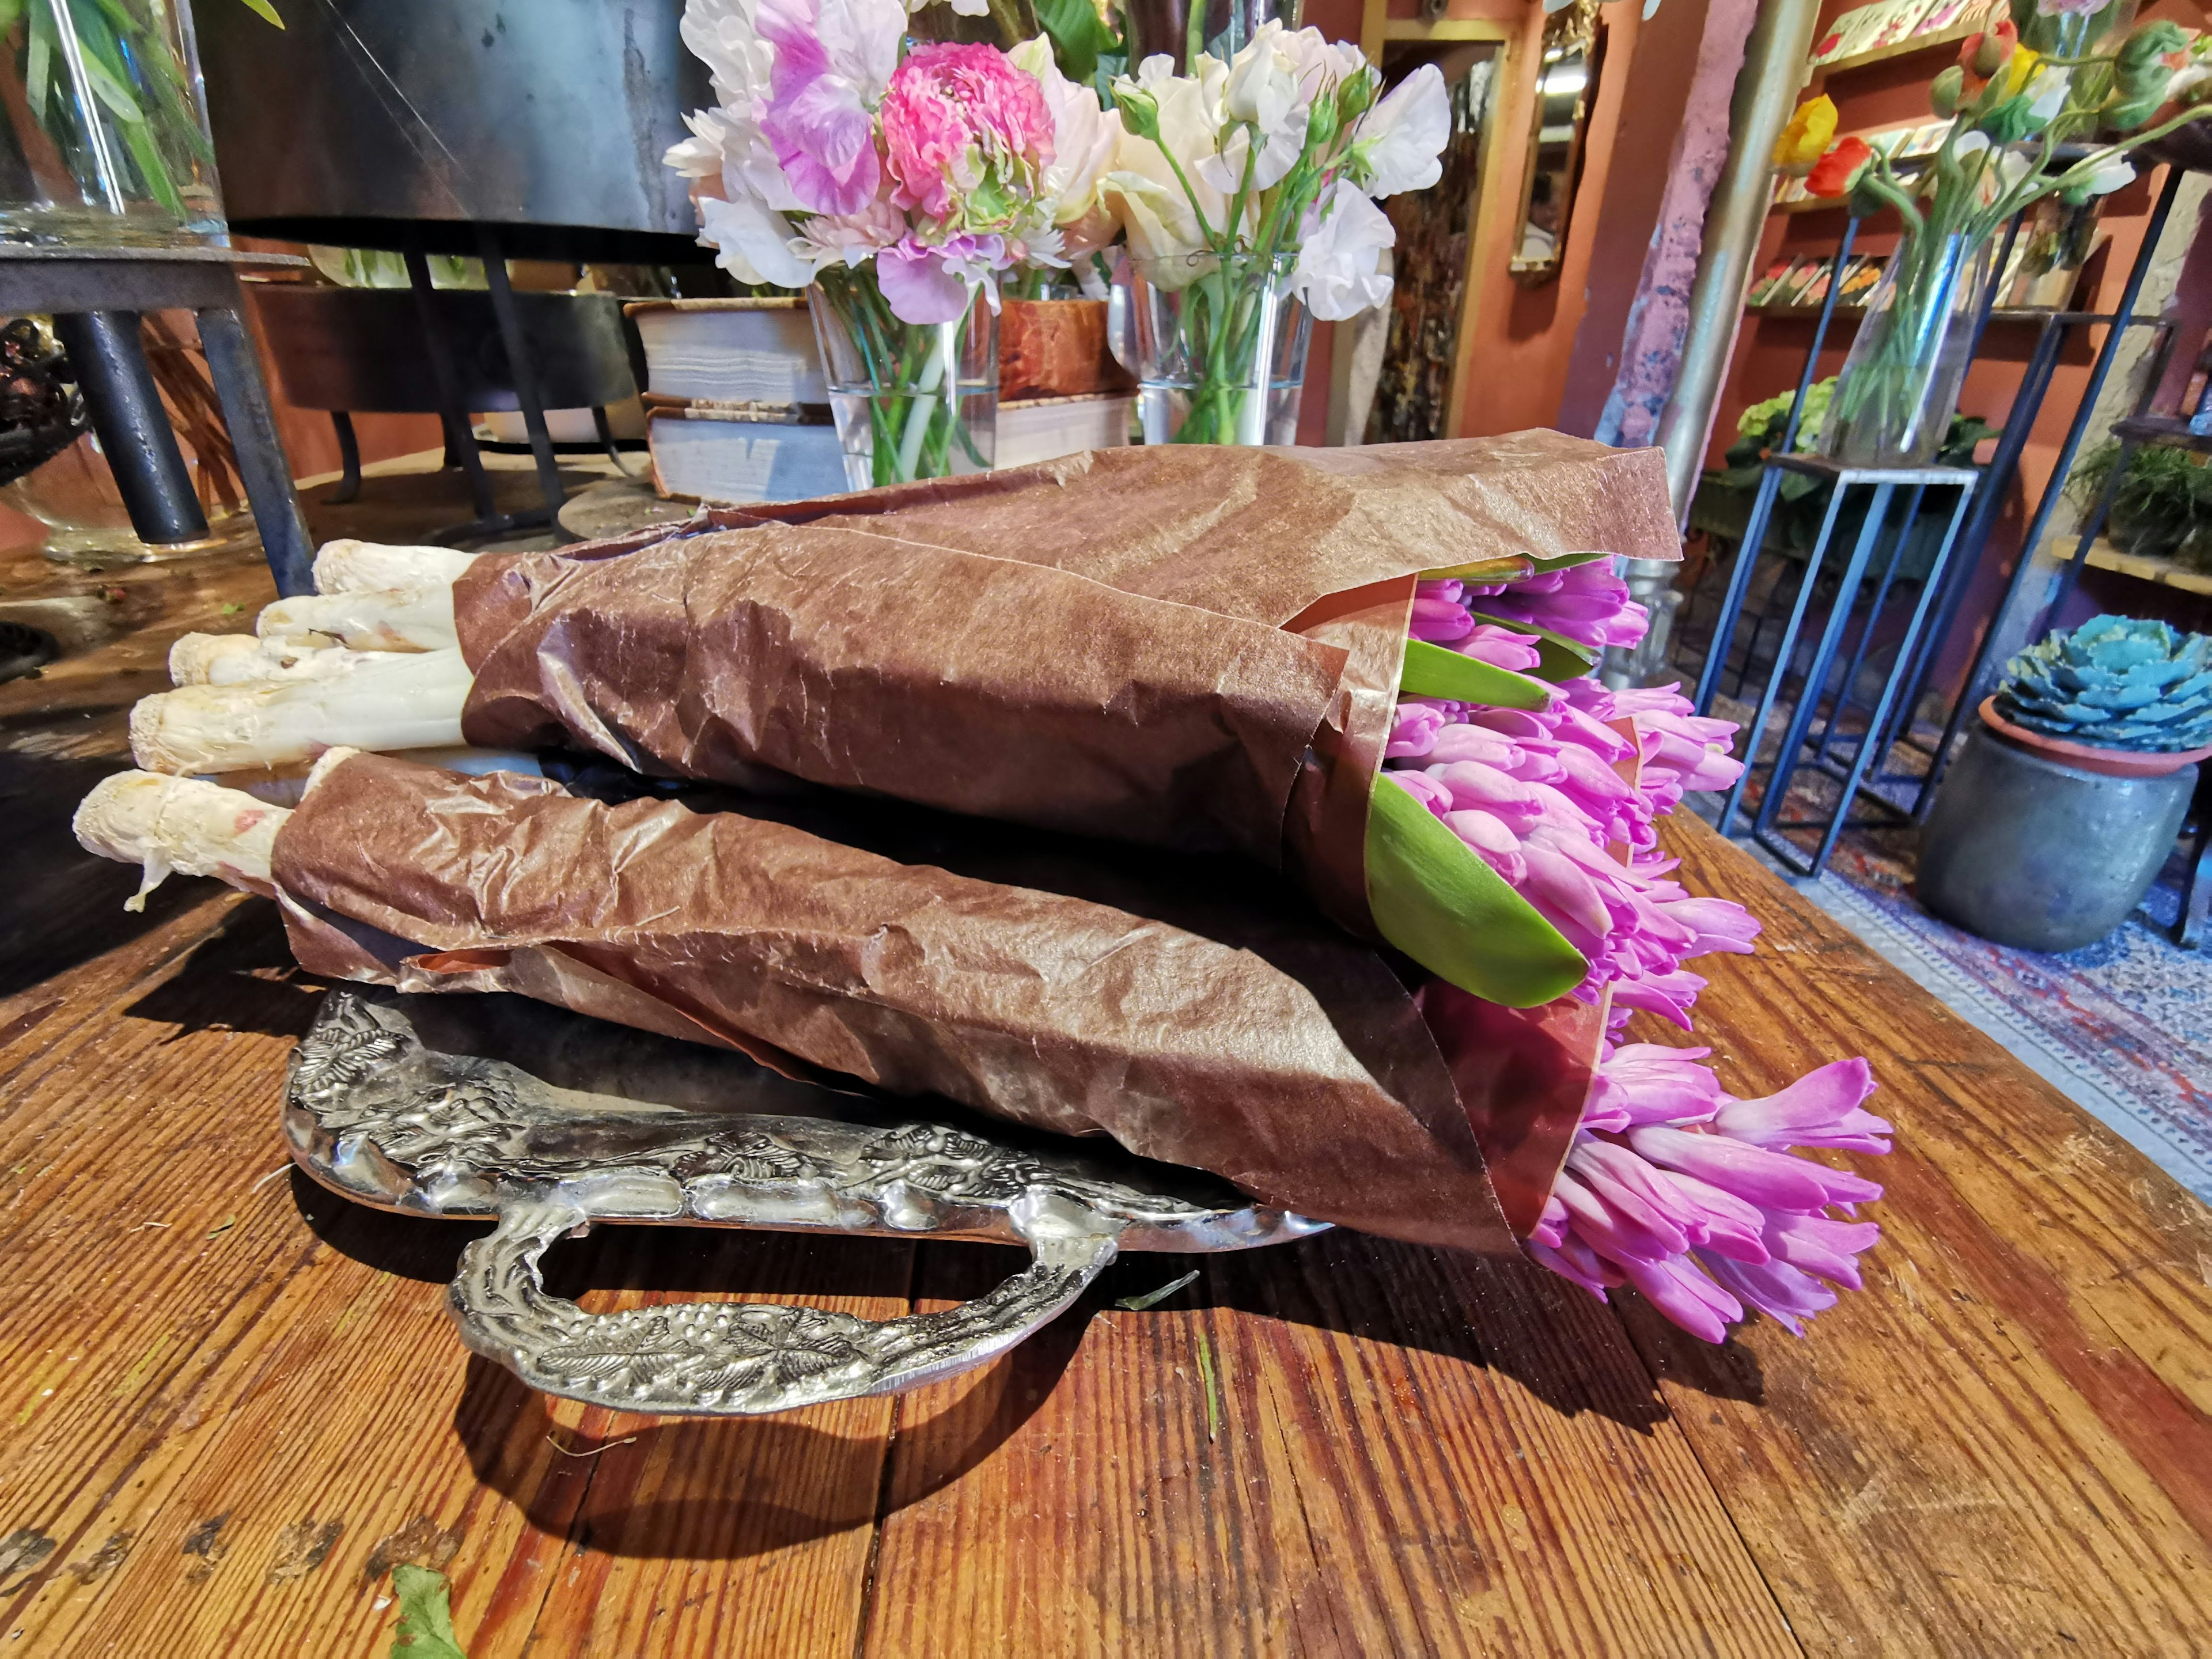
<box><xmin>809</xmin><ymin>267</ymin><xmax>998</xmax><ymax>491</ymax></box>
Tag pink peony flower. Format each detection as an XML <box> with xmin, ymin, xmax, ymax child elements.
<box><xmin>880</xmin><ymin>43</ymin><xmax>1054</xmax><ymax>230</ymax></box>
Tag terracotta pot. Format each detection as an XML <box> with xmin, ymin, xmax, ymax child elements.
<box><xmin>1978</xmin><ymin>696</ymin><xmax>2212</xmax><ymax>779</ymax></box>
<box><xmin>998</xmin><ymin>299</ymin><xmax>1135</xmax><ymax>400</ymax></box>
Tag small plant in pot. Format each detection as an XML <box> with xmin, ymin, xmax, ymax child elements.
<box><xmin>1920</xmin><ymin>616</ymin><xmax>2212</xmax><ymax>951</ymax></box>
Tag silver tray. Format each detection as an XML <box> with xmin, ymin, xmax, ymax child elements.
<box><xmin>285</xmin><ymin>987</ymin><xmax>1325</xmax><ymax>1416</ymax></box>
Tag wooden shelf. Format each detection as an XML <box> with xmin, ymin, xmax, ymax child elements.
<box><xmin>1808</xmin><ymin>21</ymin><xmax>1978</xmax><ymax>78</ymax></box>
<box><xmin>2082</xmin><ymin>537</ymin><xmax>2212</xmax><ymax>596</ymax></box>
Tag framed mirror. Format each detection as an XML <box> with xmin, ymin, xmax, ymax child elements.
<box><xmin>1509</xmin><ymin>0</ymin><xmax>1606</xmax><ymax>287</ymax></box>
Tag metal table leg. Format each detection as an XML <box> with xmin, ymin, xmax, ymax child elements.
<box><xmin>51</xmin><ymin>309</ymin><xmax>210</xmax><ymax>548</ymax></box>
<box><xmin>196</xmin><ymin>287</ymin><xmax>315</xmax><ymax>597</ymax></box>
<box><xmin>2179</xmin><ymin>767</ymin><xmax>2212</xmax><ymax>949</ymax></box>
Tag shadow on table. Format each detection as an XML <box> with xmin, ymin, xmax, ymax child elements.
<box><xmin>122</xmin><ymin>897</ymin><xmax>329</xmax><ymax>1040</ymax></box>
<box><xmin>0</xmin><ymin>750</ymin><xmax>218</xmax><ymax>1001</ymax></box>
<box><xmin>293</xmin><ymin>1183</ymin><xmax>1082</xmax><ymax>1561</ymax></box>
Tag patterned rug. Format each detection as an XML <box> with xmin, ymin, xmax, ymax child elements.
<box><xmin>1701</xmin><ymin>700</ymin><xmax>2212</xmax><ymax>1202</ymax></box>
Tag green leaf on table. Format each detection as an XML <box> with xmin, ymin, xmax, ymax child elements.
<box><xmin>389</xmin><ymin>1565</ymin><xmax>467</xmax><ymax>1659</ymax></box>
<box><xmin>236</xmin><ymin>0</ymin><xmax>285</xmax><ymax>24</ymax></box>
<box><xmin>1398</xmin><ymin>638</ymin><xmax>1552</xmax><ymax>710</ymax></box>
<box><xmin>1463</xmin><ymin>611</ymin><xmax>1598</xmax><ymax>683</ymax></box>
<box><xmin>1365</xmin><ymin>776</ymin><xmax>1587</xmax><ymax>1009</ymax></box>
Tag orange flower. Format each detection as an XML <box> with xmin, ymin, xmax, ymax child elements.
<box><xmin>1806</xmin><ymin>136</ymin><xmax>1874</xmax><ymax>199</ymax></box>
<box><xmin>1959</xmin><ymin>18</ymin><xmax>2016</xmax><ymax>79</ymax></box>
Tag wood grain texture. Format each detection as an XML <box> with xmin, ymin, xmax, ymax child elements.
<box><xmin>3</xmin><ymin>532</ymin><xmax>2210</xmax><ymax>1654</ymax></box>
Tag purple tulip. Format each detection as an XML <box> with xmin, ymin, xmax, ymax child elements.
<box><xmin>1627</xmin><ymin>1124</ymin><xmax>1884</xmax><ymax>1210</ymax></box>
<box><xmin>1387</xmin><ymin>702</ymin><xmax>1450</xmax><ymax>759</ymax></box>
<box><xmin>1456</xmin><ymin>624</ymin><xmax>1545</xmax><ymax>673</ymax></box>
<box><xmin>1697</xmin><ymin>1251</ymin><xmax>1838</xmax><ymax>1338</ymax></box>
<box><xmin>1427</xmin><ymin>724</ymin><xmax>1523</xmax><ymax>768</ymax></box>
<box><xmin>1410</xmin><ymin>595</ymin><xmax>1476</xmax><ymax>642</ymax></box>
<box><xmin>1588</xmin><ymin>1041</ymin><xmax>1723</xmax><ymax>1126</ymax></box>
<box><xmin>1381</xmin><ymin>768</ymin><xmax>1452</xmax><ymax>819</ymax></box>
<box><xmin>1762</xmin><ymin>1211</ymin><xmax>1881</xmax><ymax>1291</ymax></box>
<box><xmin>1527</xmin><ymin>1236</ymin><xmax>1619</xmax><ymax>1300</ymax></box>
<box><xmin>1618</xmin><ymin>1253</ymin><xmax>1742</xmax><ymax>1344</ymax></box>
<box><xmin>1713</xmin><ymin>1058</ymin><xmax>1893</xmax><ymax>1154</ymax></box>
<box><xmin>1427</xmin><ymin>760</ymin><xmax>1547</xmax><ymax>831</ymax></box>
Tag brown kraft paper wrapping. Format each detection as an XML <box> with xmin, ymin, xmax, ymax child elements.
<box><xmin>452</xmin><ymin>435</ymin><xmax>1677</xmax><ymax>939</ymax></box>
<box><xmin>271</xmin><ymin>752</ymin><xmax>1520</xmax><ymax>1256</ymax></box>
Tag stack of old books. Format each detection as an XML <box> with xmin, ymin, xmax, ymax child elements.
<box><xmin>631</xmin><ymin>296</ymin><xmax>1137</xmax><ymax>505</ymax></box>
<box><xmin>627</xmin><ymin>297</ymin><xmax>848</xmax><ymax>505</ymax></box>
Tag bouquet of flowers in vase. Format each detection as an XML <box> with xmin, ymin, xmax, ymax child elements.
<box><xmin>1775</xmin><ymin>0</ymin><xmax>2212</xmax><ymax>466</ymax></box>
<box><xmin>665</xmin><ymin>0</ymin><xmax>1122</xmax><ymax>486</ymax></box>
<box><xmin>1105</xmin><ymin>25</ymin><xmax>1450</xmax><ymax>443</ymax></box>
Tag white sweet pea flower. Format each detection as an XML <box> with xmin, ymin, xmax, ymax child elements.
<box><xmin>1952</xmin><ymin>128</ymin><xmax>1990</xmax><ymax>157</ymax></box>
<box><xmin>681</xmin><ymin>0</ymin><xmax>774</xmax><ymax>111</ymax></box>
<box><xmin>2025</xmin><ymin>67</ymin><xmax>2070</xmax><ymax>125</ymax></box>
<box><xmin>1352</xmin><ymin>63</ymin><xmax>1449</xmax><ymax>197</ymax></box>
<box><xmin>2078</xmin><ymin>156</ymin><xmax>2135</xmax><ymax>195</ymax></box>
<box><xmin>1293</xmin><ymin>179</ymin><xmax>1395</xmax><ymax>320</ymax></box>
<box><xmin>1225</xmin><ymin>21</ymin><xmax>1305</xmax><ymax>131</ymax></box>
<box><xmin>698</xmin><ymin>190</ymin><xmax>814</xmax><ymax>289</ymax></box>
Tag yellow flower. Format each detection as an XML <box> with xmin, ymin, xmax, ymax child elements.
<box><xmin>1997</xmin><ymin>44</ymin><xmax>2042</xmax><ymax>100</ymax></box>
<box><xmin>1773</xmin><ymin>96</ymin><xmax>1839</xmax><ymax>172</ymax></box>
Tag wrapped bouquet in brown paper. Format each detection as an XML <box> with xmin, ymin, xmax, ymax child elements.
<box><xmin>90</xmin><ymin>435</ymin><xmax>1900</xmax><ymax>1344</ymax></box>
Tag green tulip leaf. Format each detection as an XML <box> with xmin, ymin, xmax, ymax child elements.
<box><xmin>1463</xmin><ymin>610</ymin><xmax>1599</xmax><ymax>682</ymax></box>
<box><xmin>1418</xmin><ymin>556</ymin><xmax>1529</xmax><ymax>582</ymax></box>
<box><xmin>1398</xmin><ymin>638</ymin><xmax>1554</xmax><ymax>709</ymax></box>
<box><xmin>1527</xmin><ymin>550</ymin><xmax>1616</xmax><ymax>574</ymax></box>
<box><xmin>237</xmin><ymin>0</ymin><xmax>285</xmax><ymax>22</ymax></box>
<box><xmin>1365</xmin><ymin>777</ymin><xmax>1588</xmax><ymax>1007</ymax></box>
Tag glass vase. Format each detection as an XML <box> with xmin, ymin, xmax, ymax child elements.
<box><xmin>1128</xmin><ymin>251</ymin><xmax>1312</xmax><ymax>446</ymax></box>
<box><xmin>1820</xmin><ymin>233</ymin><xmax>1993</xmax><ymax>468</ymax></box>
<box><xmin>0</xmin><ymin>0</ymin><xmax>227</xmax><ymax>248</ymax></box>
<box><xmin>809</xmin><ymin>266</ymin><xmax>997</xmax><ymax>491</ymax></box>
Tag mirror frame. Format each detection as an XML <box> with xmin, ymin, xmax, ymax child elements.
<box><xmin>1508</xmin><ymin>0</ymin><xmax>1607</xmax><ymax>289</ymax></box>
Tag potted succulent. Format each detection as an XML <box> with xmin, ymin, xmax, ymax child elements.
<box><xmin>1920</xmin><ymin>616</ymin><xmax>2212</xmax><ymax>950</ymax></box>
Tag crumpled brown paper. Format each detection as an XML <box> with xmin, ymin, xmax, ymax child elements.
<box><xmin>452</xmin><ymin>435</ymin><xmax>1675</xmax><ymax>943</ymax></box>
<box><xmin>272</xmin><ymin>752</ymin><xmax>1519</xmax><ymax>1254</ymax></box>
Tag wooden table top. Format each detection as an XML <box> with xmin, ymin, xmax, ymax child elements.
<box><xmin>3</xmin><ymin>535</ymin><xmax>2211</xmax><ymax>1656</ymax></box>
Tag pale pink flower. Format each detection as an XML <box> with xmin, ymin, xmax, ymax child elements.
<box><xmin>874</xmin><ymin>232</ymin><xmax>1010</xmax><ymax>324</ymax></box>
<box><xmin>756</xmin><ymin>0</ymin><xmax>901</xmax><ymax>215</ymax></box>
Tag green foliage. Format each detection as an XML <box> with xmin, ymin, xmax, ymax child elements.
<box><xmin>1998</xmin><ymin>615</ymin><xmax>2212</xmax><ymax>752</ymax></box>
<box><xmin>1033</xmin><ymin>0</ymin><xmax>1115</xmax><ymax>80</ymax></box>
<box><xmin>1397</xmin><ymin>639</ymin><xmax>1553</xmax><ymax>709</ymax></box>
<box><xmin>1365</xmin><ymin>778</ymin><xmax>1588</xmax><ymax>1009</ymax></box>
<box><xmin>1690</xmin><ymin>378</ymin><xmax>1998</xmax><ymax>562</ymax></box>
<box><xmin>389</xmin><ymin>1566</ymin><xmax>467</xmax><ymax>1659</ymax></box>
<box><xmin>2066</xmin><ymin>441</ymin><xmax>2212</xmax><ymax>570</ymax></box>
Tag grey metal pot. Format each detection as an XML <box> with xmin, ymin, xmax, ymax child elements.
<box><xmin>1919</xmin><ymin>723</ymin><xmax>2196</xmax><ymax>952</ymax></box>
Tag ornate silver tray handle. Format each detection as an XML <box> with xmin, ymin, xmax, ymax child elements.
<box><xmin>285</xmin><ymin>988</ymin><xmax>1325</xmax><ymax>1416</ymax></box>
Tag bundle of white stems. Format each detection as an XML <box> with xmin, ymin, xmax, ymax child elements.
<box><xmin>132</xmin><ymin>538</ymin><xmax>512</xmax><ymax>781</ymax></box>
<box><xmin>81</xmin><ymin>539</ymin><xmax>532</xmax><ymax>907</ymax></box>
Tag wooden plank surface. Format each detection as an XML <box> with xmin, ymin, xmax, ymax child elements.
<box><xmin>3</xmin><ymin>532</ymin><xmax>2211</xmax><ymax>1654</ymax></box>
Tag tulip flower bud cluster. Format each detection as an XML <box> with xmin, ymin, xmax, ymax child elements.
<box><xmin>1527</xmin><ymin>1047</ymin><xmax>1893</xmax><ymax>1340</ymax></box>
<box><xmin>1389</xmin><ymin>563</ymin><xmax>1894</xmax><ymax>1342</ymax></box>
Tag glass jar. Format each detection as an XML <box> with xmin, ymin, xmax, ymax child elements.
<box><xmin>1821</xmin><ymin>233</ymin><xmax>1993</xmax><ymax>468</ymax></box>
<box><xmin>809</xmin><ymin>265</ymin><xmax>997</xmax><ymax>491</ymax></box>
<box><xmin>1128</xmin><ymin>249</ymin><xmax>1312</xmax><ymax>446</ymax></box>
<box><xmin>0</xmin><ymin>0</ymin><xmax>226</xmax><ymax>248</ymax></box>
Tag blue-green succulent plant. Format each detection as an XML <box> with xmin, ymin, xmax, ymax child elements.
<box><xmin>1995</xmin><ymin>615</ymin><xmax>2212</xmax><ymax>752</ymax></box>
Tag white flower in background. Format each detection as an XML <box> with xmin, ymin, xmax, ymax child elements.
<box><xmin>698</xmin><ymin>191</ymin><xmax>814</xmax><ymax>288</ymax></box>
<box><xmin>1224</xmin><ymin>23</ymin><xmax>1302</xmax><ymax>126</ymax></box>
<box><xmin>2025</xmin><ymin>67</ymin><xmax>2070</xmax><ymax>126</ymax></box>
<box><xmin>1010</xmin><ymin>35</ymin><xmax>1126</xmax><ymax>251</ymax></box>
<box><xmin>681</xmin><ymin>0</ymin><xmax>774</xmax><ymax>110</ymax></box>
<box><xmin>2078</xmin><ymin>157</ymin><xmax>2135</xmax><ymax>195</ymax></box>
<box><xmin>1353</xmin><ymin>63</ymin><xmax>1449</xmax><ymax>196</ymax></box>
<box><xmin>1294</xmin><ymin>179</ymin><xmax>1395</xmax><ymax>319</ymax></box>
<box><xmin>1104</xmin><ymin>165</ymin><xmax>1217</xmax><ymax>271</ymax></box>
